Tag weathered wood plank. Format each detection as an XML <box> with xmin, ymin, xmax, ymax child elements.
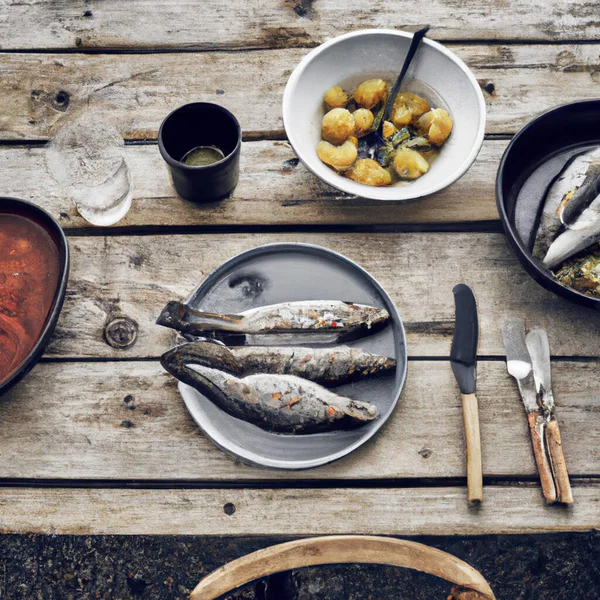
<box><xmin>0</xmin><ymin>486</ymin><xmax>598</xmax><ymax>536</ymax></box>
<box><xmin>1</xmin><ymin>140</ymin><xmax>504</xmax><ymax>227</ymax></box>
<box><xmin>42</xmin><ymin>233</ymin><xmax>600</xmax><ymax>359</ymax></box>
<box><xmin>0</xmin><ymin>45</ymin><xmax>598</xmax><ymax>140</ymax></box>
<box><xmin>1</xmin><ymin>360</ymin><xmax>597</xmax><ymax>480</ymax></box>
<box><xmin>0</xmin><ymin>0</ymin><xmax>598</xmax><ymax>50</ymax></box>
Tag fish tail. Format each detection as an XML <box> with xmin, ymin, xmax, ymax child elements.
<box><xmin>156</xmin><ymin>300</ymin><xmax>243</xmax><ymax>334</ymax></box>
<box><xmin>156</xmin><ymin>300</ymin><xmax>187</xmax><ymax>330</ymax></box>
<box><xmin>160</xmin><ymin>341</ymin><xmax>242</xmax><ymax>376</ymax></box>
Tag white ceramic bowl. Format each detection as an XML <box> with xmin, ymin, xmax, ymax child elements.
<box><xmin>283</xmin><ymin>29</ymin><xmax>486</xmax><ymax>201</ymax></box>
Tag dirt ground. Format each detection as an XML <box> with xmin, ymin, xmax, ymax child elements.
<box><xmin>0</xmin><ymin>531</ymin><xmax>598</xmax><ymax>599</ymax></box>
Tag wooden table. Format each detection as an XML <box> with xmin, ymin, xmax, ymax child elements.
<box><xmin>1</xmin><ymin>0</ymin><xmax>599</xmax><ymax>595</ymax></box>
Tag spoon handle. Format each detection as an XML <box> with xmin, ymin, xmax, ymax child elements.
<box><xmin>382</xmin><ymin>26</ymin><xmax>430</xmax><ymax>125</ymax></box>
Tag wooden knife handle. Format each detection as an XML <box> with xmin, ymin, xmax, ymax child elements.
<box><xmin>526</xmin><ymin>413</ymin><xmax>557</xmax><ymax>504</ymax></box>
<box><xmin>546</xmin><ymin>418</ymin><xmax>573</xmax><ymax>505</ymax></box>
<box><xmin>461</xmin><ymin>393</ymin><xmax>483</xmax><ymax>505</ymax></box>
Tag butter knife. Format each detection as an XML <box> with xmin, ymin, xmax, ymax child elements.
<box><xmin>502</xmin><ymin>320</ymin><xmax>557</xmax><ymax>504</ymax></box>
<box><xmin>526</xmin><ymin>328</ymin><xmax>574</xmax><ymax>505</ymax></box>
<box><xmin>450</xmin><ymin>284</ymin><xmax>483</xmax><ymax>505</ymax></box>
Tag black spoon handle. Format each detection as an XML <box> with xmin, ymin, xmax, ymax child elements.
<box><xmin>381</xmin><ymin>26</ymin><xmax>430</xmax><ymax>126</ymax></box>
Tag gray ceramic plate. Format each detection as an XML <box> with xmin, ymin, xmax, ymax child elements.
<box><xmin>178</xmin><ymin>243</ymin><xmax>407</xmax><ymax>469</ymax></box>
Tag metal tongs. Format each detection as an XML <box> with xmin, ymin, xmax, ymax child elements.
<box><xmin>502</xmin><ymin>321</ymin><xmax>573</xmax><ymax>505</ymax></box>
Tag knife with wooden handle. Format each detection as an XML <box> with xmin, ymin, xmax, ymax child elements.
<box><xmin>526</xmin><ymin>412</ymin><xmax>556</xmax><ymax>504</ymax></box>
<box><xmin>526</xmin><ymin>328</ymin><xmax>573</xmax><ymax>505</ymax></box>
<box><xmin>450</xmin><ymin>284</ymin><xmax>483</xmax><ymax>506</ymax></box>
<box><xmin>502</xmin><ymin>320</ymin><xmax>557</xmax><ymax>504</ymax></box>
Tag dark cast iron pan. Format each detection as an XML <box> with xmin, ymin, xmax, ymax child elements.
<box><xmin>0</xmin><ymin>198</ymin><xmax>70</xmax><ymax>396</ymax></box>
<box><xmin>496</xmin><ymin>100</ymin><xmax>600</xmax><ymax>309</ymax></box>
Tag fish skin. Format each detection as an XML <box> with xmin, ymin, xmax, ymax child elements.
<box><xmin>164</xmin><ymin>341</ymin><xmax>396</xmax><ymax>387</ymax></box>
<box><xmin>161</xmin><ymin>344</ymin><xmax>379</xmax><ymax>434</ymax></box>
<box><xmin>544</xmin><ymin>190</ymin><xmax>600</xmax><ymax>269</ymax></box>
<box><xmin>559</xmin><ymin>161</ymin><xmax>600</xmax><ymax>226</ymax></box>
<box><xmin>156</xmin><ymin>300</ymin><xmax>390</xmax><ymax>340</ymax></box>
<box><xmin>533</xmin><ymin>148</ymin><xmax>600</xmax><ymax>260</ymax></box>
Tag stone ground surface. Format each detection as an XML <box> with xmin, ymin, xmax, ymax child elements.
<box><xmin>0</xmin><ymin>531</ymin><xmax>598</xmax><ymax>599</ymax></box>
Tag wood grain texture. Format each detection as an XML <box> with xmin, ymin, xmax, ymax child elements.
<box><xmin>0</xmin><ymin>0</ymin><xmax>598</xmax><ymax>50</ymax></box>
<box><xmin>0</xmin><ymin>360</ymin><xmax>597</xmax><ymax>481</ymax></box>
<box><xmin>0</xmin><ymin>486</ymin><xmax>598</xmax><ymax>536</ymax></box>
<box><xmin>0</xmin><ymin>140</ymin><xmax>504</xmax><ymax>227</ymax></box>
<box><xmin>190</xmin><ymin>536</ymin><xmax>496</xmax><ymax>600</ymax></box>
<box><xmin>527</xmin><ymin>412</ymin><xmax>557</xmax><ymax>504</ymax></box>
<box><xmin>0</xmin><ymin>45</ymin><xmax>598</xmax><ymax>140</ymax></box>
<box><xmin>37</xmin><ymin>233</ymin><xmax>600</xmax><ymax>359</ymax></box>
<box><xmin>461</xmin><ymin>393</ymin><xmax>483</xmax><ymax>505</ymax></box>
<box><xmin>546</xmin><ymin>418</ymin><xmax>574</xmax><ymax>505</ymax></box>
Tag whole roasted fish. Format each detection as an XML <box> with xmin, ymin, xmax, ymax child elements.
<box><xmin>161</xmin><ymin>343</ymin><xmax>379</xmax><ymax>434</ymax></box>
<box><xmin>162</xmin><ymin>341</ymin><xmax>396</xmax><ymax>387</ymax></box>
<box><xmin>157</xmin><ymin>300</ymin><xmax>390</xmax><ymax>341</ymax></box>
<box><xmin>533</xmin><ymin>147</ymin><xmax>600</xmax><ymax>260</ymax></box>
<box><xmin>544</xmin><ymin>187</ymin><xmax>600</xmax><ymax>268</ymax></box>
<box><xmin>559</xmin><ymin>161</ymin><xmax>600</xmax><ymax>227</ymax></box>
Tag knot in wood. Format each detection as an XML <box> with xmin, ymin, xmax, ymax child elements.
<box><xmin>52</xmin><ymin>90</ymin><xmax>70</xmax><ymax>111</ymax></box>
<box><xmin>104</xmin><ymin>317</ymin><xmax>138</xmax><ymax>349</ymax></box>
<box><xmin>419</xmin><ymin>448</ymin><xmax>432</xmax><ymax>459</ymax></box>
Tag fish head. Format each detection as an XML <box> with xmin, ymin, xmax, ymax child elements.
<box><xmin>160</xmin><ymin>341</ymin><xmax>242</xmax><ymax>380</ymax></box>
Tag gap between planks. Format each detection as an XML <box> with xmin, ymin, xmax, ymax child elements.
<box><xmin>35</xmin><ymin>356</ymin><xmax>600</xmax><ymax>364</ymax></box>
<box><xmin>0</xmin><ymin>133</ymin><xmax>516</xmax><ymax>147</ymax></box>
<box><xmin>1</xmin><ymin>39</ymin><xmax>600</xmax><ymax>55</ymax></box>
<box><xmin>0</xmin><ymin>477</ymin><xmax>598</xmax><ymax>490</ymax></box>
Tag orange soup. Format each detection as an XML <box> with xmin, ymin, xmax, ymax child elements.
<box><xmin>0</xmin><ymin>214</ymin><xmax>60</xmax><ymax>385</ymax></box>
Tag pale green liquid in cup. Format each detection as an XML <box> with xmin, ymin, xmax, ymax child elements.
<box><xmin>182</xmin><ymin>145</ymin><xmax>225</xmax><ymax>166</ymax></box>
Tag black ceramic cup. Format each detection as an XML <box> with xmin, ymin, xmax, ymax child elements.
<box><xmin>158</xmin><ymin>103</ymin><xmax>242</xmax><ymax>203</ymax></box>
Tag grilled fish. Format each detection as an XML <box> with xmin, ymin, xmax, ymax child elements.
<box><xmin>162</xmin><ymin>341</ymin><xmax>396</xmax><ymax>387</ymax></box>
<box><xmin>157</xmin><ymin>300</ymin><xmax>390</xmax><ymax>341</ymax></box>
<box><xmin>161</xmin><ymin>342</ymin><xmax>379</xmax><ymax>434</ymax></box>
<box><xmin>533</xmin><ymin>148</ymin><xmax>600</xmax><ymax>260</ymax></box>
<box><xmin>559</xmin><ymin>161</ymin><xmax>600</xmax><ymax>227</ymax></box>
<box><xmin>545</xmin><ymin>187</ymin><xmax>600</xmax><ymax>268</ymax></box>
